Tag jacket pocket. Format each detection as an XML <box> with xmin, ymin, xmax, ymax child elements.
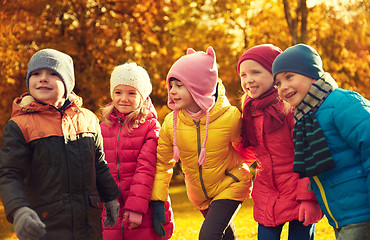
<box><xmin>34</xmin><ymin>200</ymin><xmax>65</xmax><ymax>221</ymax></box>
<box><xmin>88</xmin><ymin>195</ymin><xmax>102</xmax><ymax>228</ymax></box>
<box><xmin>88</xmin><ymin>195</ymin><xmax>102</xmax><ymax>209</ymax></box>
<box><xmin>225</xmin><ymin>170</ymin><xmax>240</xmax><ymax>182</ymax></box>
<box><xmin>326</xmin><ymin>166</ymin><xmax>365</xmax><ymax>187</ymax></box>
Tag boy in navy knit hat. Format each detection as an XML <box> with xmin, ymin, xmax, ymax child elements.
<box><xmin>273</xmin><ymin>44</ymin><xmax>370</xmax><ymax>240</ymax></box>
<box><xmin>0</xmin><ymin>48</ymin><xmax>120</xmax><ymax>240</ymax></box>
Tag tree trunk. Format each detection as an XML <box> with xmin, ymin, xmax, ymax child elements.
<box><xmin>282</xmin><ymin>0</ymin><xmax>308</xmax><ymax>44</ymax></box>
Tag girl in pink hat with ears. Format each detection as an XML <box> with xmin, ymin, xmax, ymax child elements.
<box><xmin>237</xmin><ymin>44</ymin><xmax>322</xmax><ymax>240</ymax></box>
<box><xmin>100</xmin><ymin>62</ymin><xmax>174</xmax><ymax>240</ymax></box>
<box><xmin>151</xmin><ymin>46</ymin><xmax>253</xmax><ymax>239</ymax></box>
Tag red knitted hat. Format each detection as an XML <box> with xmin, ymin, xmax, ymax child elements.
<box><xmin>237</xmin><ymin>44</ymin><xmax>282</xmax><ymax>74</ymax></box>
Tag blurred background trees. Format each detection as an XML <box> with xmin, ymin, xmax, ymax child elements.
<box><xmin>0</xmin><ymin>0</ymin><xmax>369</xmax><ymax>144</ymax></box>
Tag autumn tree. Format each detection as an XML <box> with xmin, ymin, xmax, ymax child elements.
<box><xmin>307</xmin><ymin>1</ymin><xmax>370</xmax><ymax>97</ymax></box>
<box><xmin>0</xmin><ymin>0</ymin><xmax>368</xmax><ymax>145</ymax></box>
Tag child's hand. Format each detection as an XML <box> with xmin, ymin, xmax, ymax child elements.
<box><xmin>103</xmin><ymin>199</ymin><xmax>120</xmax><ymax>228</ymax></box>
<box><xmin>13</xmin><ymin>206</ymin><xmax>46</xmax><ymax>240</ymax></box>
<box><xmin>298</xmin><ymin>200</ymin><xmax>323</xmax><ymax>226</ymax></box>
<box><xmin>151</xmin><ymin>201</ymin><xmax>166</xmax><ymax>237</ymax></box>
<box><xmin>123</xmin><ymin>211</ymin><xmax>142</xmax><ymax>229</ymax></box>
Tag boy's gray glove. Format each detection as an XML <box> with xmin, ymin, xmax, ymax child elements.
<box><xmin>103</xmin><ymin>199</ymin><xmax>120</xmax><ymax>228</ymax></box>
<box><xmin>151</xmin><ymin>201</ymin><xmax>166</xmax><ymax>237</ymax></box>
<box><xmin>13</xmin><ymin>206</ymin><xmax>46</xmax><ymax>240</ymax></box>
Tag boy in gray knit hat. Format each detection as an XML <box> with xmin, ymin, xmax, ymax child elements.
<box><xmin>26</xmin><ymin>48</ymin><xmax>75</xmax><ymax>102</ymax></box>
<box><xmin>273</xmin><ymin>44</ymin><xmax>370</xmax><ymax>240</ymax></box>
<box><xmin>0</xmin><ymin>48</ymin><xmax>120</xmax><ymax>240</ymax></box>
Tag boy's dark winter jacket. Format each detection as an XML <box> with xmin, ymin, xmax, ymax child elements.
<box><xmin>0</xmin><ymin>93</ymin><xmax>120</xmax><ymax>240</ymax></box>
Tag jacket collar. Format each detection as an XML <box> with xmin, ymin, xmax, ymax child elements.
<box><xmin>11</xmin><ymin>92</ymin><xmax>82</xmax><ymax>118</ymax></box>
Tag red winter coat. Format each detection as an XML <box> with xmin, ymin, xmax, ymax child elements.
<box><xmin>243</xmin><ymin>100</ymin><xmax>316</xmax><ymax>227</ymax></box>
<box><xmin>100</xmin><ymin>104</ymin><xmax>174</xmax><ymax>240</ymax></box>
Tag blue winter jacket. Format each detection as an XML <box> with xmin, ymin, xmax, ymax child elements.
<box><xmin>310</xmin><ymin>88</ymin><xmax>370</xmax><ymax>229</ymax></box>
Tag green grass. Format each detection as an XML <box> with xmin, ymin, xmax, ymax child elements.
<box><xmin>0</xmin><ymin>176</ymin><xmax>335</xmax><ymax>240</ymax></box>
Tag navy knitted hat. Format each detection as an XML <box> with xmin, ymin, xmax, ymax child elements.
<box><xmin>26</xmin><ymin>49</ymin><xmax>75</xmax><ymax>99</ymax></box>
<box><xmin>272</xmin><ymin>44</ymin><xmax>324</xmax><ymax>80</ymax></box>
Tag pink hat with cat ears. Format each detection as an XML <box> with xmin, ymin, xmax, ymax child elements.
<box><xmin>166</xmin><ymin>46</ymin><xmax>218</xmax><ymax>166</ymax></box>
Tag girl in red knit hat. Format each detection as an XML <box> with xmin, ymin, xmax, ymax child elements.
<box><xmin>237</xmin><ymin>44</ymin><xmax>322</xmax><ymax>239</ymax></box>
<box><xmin>151</xmin><ymin>46</ymin><xmax>253</xmax><ymax>239</ymax></box>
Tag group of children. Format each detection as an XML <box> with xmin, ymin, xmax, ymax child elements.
<box><xmin>0</xmin><ymin>43</ymin><xmax>369</xmax><ymax>240</ymax></box>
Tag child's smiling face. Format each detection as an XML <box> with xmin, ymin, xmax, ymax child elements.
<box><xmin>169</xmin><ymin>79</ymin><xmax>201</xmax><ymax>112</ymax></box>
<box><xmin>112</xmin><ymin>84</ymin><xmax>142</xmax><ymax>114</ymax></box>
<box><xmin>28</xmin><ymin>68</ymin><xmax>66</xmax><ymax>108</ymax></box>
<box><xmin>275</xmin><ymin>72</ymin><xmax>317</xmax><ymax>107</ymax></box>
<box><xmin>239</xmin><ymin>59</ymin><xmax>274</xmax><ymax>99</ymax></box>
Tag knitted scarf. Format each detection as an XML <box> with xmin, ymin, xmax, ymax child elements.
<box><xmin>241</xmin><ymin>87</ymin><xmax>285</xmax><ymax>147</ymax></box>
<box><xmin>293</xmin><ymin>78</ymin><xmax>336</xmax><ymax>178</ymax></box>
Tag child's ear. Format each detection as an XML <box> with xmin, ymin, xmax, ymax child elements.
<box><xmin>186</xmin><ymin>48</ymin><xmax>196</xmax><ymax>55</ymax></box>
<box><xmin>206</xmin><ymin>46</ymin><xmax>215</xmax><ymax>59</ymax></box>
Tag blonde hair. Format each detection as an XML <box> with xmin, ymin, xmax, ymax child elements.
<box><xmin>102</xmin><ymin>97</ymin><xmax>150</xmax><ymax>132</ymax></box>
<box><xmin>241</xmin><ymin>92</ymin><xmax>248</xmax><ymax>110</ymax></box>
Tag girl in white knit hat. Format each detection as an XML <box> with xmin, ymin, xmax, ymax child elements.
<box><xmin>151</xmin><ymin>47</ymin><xmax>253</xmax><ymax>239</ymax></box>
<box><xmin>100</xmin><ymin>62</ymin><xmax>174</xmax><ymax>240</ymax></box>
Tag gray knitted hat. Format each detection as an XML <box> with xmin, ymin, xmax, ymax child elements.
<box><xmin>110</xmin><ymin>62</ymin><xmax>152</xmax><ymax>100</ymax></box>
<box><xmin>26</xmin><ymin>49</ymin><xmax>75</xmax><ymax>99</ymax></box>
<box><xmin>272</xmin><ymin>44</ymin><xmax>324</xmax><ymax>81</ymax></box>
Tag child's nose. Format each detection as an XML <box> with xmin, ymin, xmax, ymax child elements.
<box><xmin>39</xmin><ymin>72</ymin><xmax>48</xmax><ymax>81</ymax></box>
<box><xmin>246</xmin><ymin>75</ymin><xmax>254</xmax><ymax>83</ymax></box>
<box><xmin>278</xmin><ymin>82</ymin><xmax>288</xmax><ymax>92</ymax></box>
<box><xmin>121</xmin><ymin>93</ymin><xmax>129</xmax><ymax>101</ymax></box>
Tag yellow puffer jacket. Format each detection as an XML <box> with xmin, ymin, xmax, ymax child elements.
<box><xmin>152</xmin><ymin>81</ymin><xmax>253</xmax><ymax>210</ymax></box>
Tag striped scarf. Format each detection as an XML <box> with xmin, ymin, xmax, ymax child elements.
<box><xmin>293</xmin><ymin>78</ymin><xmax>336</xmax><ymax>178</ymax></box>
